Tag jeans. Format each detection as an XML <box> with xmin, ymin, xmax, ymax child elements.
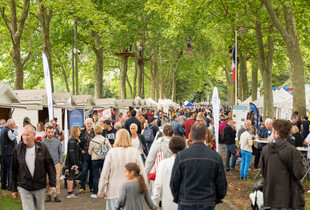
<box><xmin>178</xmin><ymin>204</ymin><xmax>215</xmax><ymax>210</ymax></box>
<box><xmin>19</xmin><ymin>187</ymin><xmax>45</xmax><ymax>210</ymax></box>
<box><xmin>92</xmin><ymin>159</ymin><xmax>104</xmax><ymax>195</ymax></box>
<box><xmin>1</xmin><ymin>155</ymin><xmax>12</xmax><ymax>189</ymax></box>
<box><xmin>252</xmin><ymin>146</ymin><xmax>261</xmax><ymax>168</ymax></box>
<box><xmin>240</xmin><ymin>150</ymin><xmax>252</xmax><ymax>178</ymax></box>
<box><xmin>225</xmin><ymin>144</ymin><xmax>236</xmax><ymax>170</ymax></box>
<box><xmin>80</xmin><ymin>153</ymin><xmax>93</xmax><ymax>190</ymax></box>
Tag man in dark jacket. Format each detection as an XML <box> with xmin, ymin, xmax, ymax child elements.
<box><xmin>124</xmin><ymin>110</ymin><xmax>141</xmax><ymax>135</ymax></box>
<box><xmin>222</xmin><ymin>119</ymin><xmax>237</xmax><ymax>172</ymax></box>
<box><xmin>11</xmin><ymin>125</ymin><xmax>56</xmax><ymax>210</ymax></box>
<box><xmin>0</xmin><ymin>119</ymin><xmax>18</xmax><ymax>190</ymax></box>
<box><xmin>79</xmin><ymin>118</ymin><xmax>95</xmax><ymax>193</ymax></box>
<box><xmin>261</xmin><ymin>119</ymin><xmax>305</xmax><ymax>209</ymax></box>
<box><xmin>170</xmin><ymin>123</ymin><xmax>227</xmax><ymax>209</ymax></box>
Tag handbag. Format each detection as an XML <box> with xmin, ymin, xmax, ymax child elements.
<box><xmin>148</xmin><ymin>142</ymin><xmax>165</xmax><ymax>180</ymax></box>
<box><xmin>236</xmin><ymin>146</ymin><xmax>242</xmax><ymax>158</ymax></box>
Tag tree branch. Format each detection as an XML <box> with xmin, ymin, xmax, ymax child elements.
<box><xmin>16</xmin><ymin>0</ymin><xmax>30</xmax><ymax>39</ymax></box>
<box><xmin>263</xmin><ymin>0</ymin><xmax>289</xmax><ymax>44</ymax></box>
<box><xmin>22</xmin><ymin>28</ymin><xmax>33</xmax><ymax>66</ymax></box>
<box><xmin>144</xmin><ymin>72</ymin><xmax>151</xmax><ymax>81</ymax></box>
<box><xmin>0</xmin><ymin>7</ymin><xmax>13</xmax><ymax>41</ymax></box>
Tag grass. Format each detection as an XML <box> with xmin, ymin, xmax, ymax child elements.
<box><xmin>0</xmin><ymin>190</ymin><xmax>21</xmax><ymax>210</ymax></box>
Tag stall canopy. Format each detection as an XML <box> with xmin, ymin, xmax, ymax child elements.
<box><xmin>72</xmin><ymin>95</ymin><xmax>96</xmax><ymax>110</ymax></box>
<box><xmin>15</xmin><ymin>89</ymin><xmax>51</xmax><ymax>110</ymax></box>
<box><xmin>0</xmin><ymin>84</ymin><xmax>20</xmax><ymax>107</ymax></box>
<box><xmin>184</xmin><ymin>102</ymin><xmax>195</xmax><ymax>107</ymax></box>
<box><xmin>115</xmin><ymin>99</ymin><xmax>135</xmax><ymax>108</ymax></box>
<box><xmin>53</xmin><ymin>92</ymin><xmax>77</xmax><ymax>109</ymax></box>
<box><xmin>94</xmin><ymin>98</ymin><xmax>116</xmax><ymax>110</ymax></box>
<box><xmin>147</xmin><ymin>98</ymin><xmax>161</xmax><ymax>108</ymax></box>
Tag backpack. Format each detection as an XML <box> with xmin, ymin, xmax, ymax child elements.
<box><xmin>144</xmin><ymin>125</ymin><xmax>155</xmax><ymax>143</ymax></box>
<box><xmin>91</xmin><ymin>139</ymin><xmax>108</xmax><ymax>159</ymax></box>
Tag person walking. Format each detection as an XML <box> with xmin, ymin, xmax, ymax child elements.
<box><xmin>124</xmin><ymin>110</ymin><xmax>142</xmax><ymax>135</ymax></box>
<box><xmin>182</xmin><ymin>112</ymin><xmax>196</xmax><ymax>139</ymax></box>
<box><xmin>116</xmin><ymin>163</ymin><xmax>156</xmax><ymax>210</ymax></box>
<box><xmin>145</xmin><ymin>124</ymin><xmax>174</xmax><ymax>176</ymax></box>
<box><xmin>130</xmin><ymin>123</ymin><xmax>148</xmax><ymax>163</ymax></box>
<box><xmin>65</xmin><ymin>126</ymin><xmax>81</xmax><ymax>198</ymax></box>
<box><xmin>11</xmin><ymin>125</ymin><xmax>56</xmax><ymax>210</ymax></box>
<box><xmin>260</xmin><ymin>119</ymin><xmax>305</xmax><ymax>209</ymax></box>
<box><xmin>88</xmin><ymin>125</ymin><xmax>112</xmax><ymax>198</ymax></box>
<box><xmin>102</xmin><ymin>119</ymin><xmax>117</xmax><ymax>146</ymax></box>
<box><xmin>171</xmin><ymin>115</ymin><xmax>186</xmax><ymax>137</ymax></box>
<box><xmin>42</xmin><ymin>126</ymin><xmax>62</xmax><ymax>202</ymax></box>
<box><xmin>222</xmin><ymin>119</ymin><xmax>237</xmax><ymax>172</ymax></box>
<box><xmin>152</xmin><ymin>136</ymin><xmax>186</xmax><ymax>210</ymax></box>
<box><xmin>143</xmin><ymin>116</ymin><xmax>159</xmax><ymax>150</ymax></box>
<box><xmin>239</xmin><ymin>125</ymin><xmax>255</xmax><ymax>180</ymax></box>
<box><xmin>79</xmin><ymin>118</ymin><xmax>95</xmax><ymax>193</ymax></box>
<box><xmin>0</xmin><ymin>119</ymin><xmax>18</xmax><ymax>190</ymax></box>
<box><xmin>170</xmin><ymin>123</ymin><xmax>227</xmax><ymax>209</ymax></box>
<box><xmin>97</xmin><ymin>129</ymin><xmax>146</xmax><ymax>210</ymax></box>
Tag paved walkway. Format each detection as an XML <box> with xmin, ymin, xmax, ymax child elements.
<box><xmin>45</xmin><ymin>183</ymin><xmax>232</xmax><ymax>210</ymax></box>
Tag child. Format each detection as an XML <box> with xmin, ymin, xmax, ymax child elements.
<box><xmin>116</xmin><ymin>163</ymin><xmax>157</xmax><ymax>210</ymax></box>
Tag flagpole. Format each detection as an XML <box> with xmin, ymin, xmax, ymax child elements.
<box><xmin>235</xmin><ymin>30</ymin><xmax>238</xmax><ymax>105</ymax></box>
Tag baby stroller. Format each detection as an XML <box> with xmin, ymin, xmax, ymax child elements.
<box><xmin>249</xmin><ymin>178</ymin><xmax>264</xmax><ymax>210</ymax></box>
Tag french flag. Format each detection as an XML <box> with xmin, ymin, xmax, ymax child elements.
<box><xmin>232</xmin><ymin>45</ymin><xmax>236</xmax><ymax>82</ymax></box>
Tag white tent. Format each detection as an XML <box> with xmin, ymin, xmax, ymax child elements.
<box><xmin>147</xmin><ymin>98</ymin><xmax>161</xmax><ymax>108</ymax></box>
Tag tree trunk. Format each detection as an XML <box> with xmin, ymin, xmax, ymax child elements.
<box><xmin>154</xmin><ymin>59</ymin><xmax>159</xmax><ymax>101</ymax></box>
<box><xmin>239</xmin><ymin>51</ymin><xmax>249</xmax><ymax>101</ymax></box>
<box><xmin>159</xmin><ymin>53</ymin><xmax>164</xmax><ymax>99</ymax></box>
<box><xmin>255</xmin><ymin>20</ymin><xmax>274</xmax><ymax>119</ymax></box>
<box><xmin>90</xmin><ymin>29</ymin><xmax>104</xmax><ymax>99</ymax></box>
<box><xmin>1</xmin><ymin>0</ymin><xmax>30</xmax><ymax>90</ymax></box>
<box><xmin>263</xmin><ymin>0</ymin><xmax>306</xmax><ymax>115</ymax></box>
<box><xmin>224</xmin><ymin>63</ymin><xmax>234</xmax><ymax>106</ymax></box>
<box><xmin>251</xmin><ymin>60</ymin><xmax>258</xmax><ymax>101</ymax></box>
<box><xmin>120</xmin><ymin>53</ymin><xmax>129</xmax><ymax>99</ymax></box>
<box><xmin>133</xmin><ymin>56</ymin><xmax>138</xmax><ymax>98</ymax></box>
<box><xmin>74</xmin><ymin>21</ymin><xmax>79</xmax><ymax>95</ymax></box>
<box><xmin>38</xmin><ymin>0</ymin><xmax>54</xmax><ymax>92</ymax></box>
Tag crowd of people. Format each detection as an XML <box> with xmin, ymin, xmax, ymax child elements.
<box><xmin>0</xmin><ymin>106</ymin><xmax>309</xmax><ymax>210</ymax></box>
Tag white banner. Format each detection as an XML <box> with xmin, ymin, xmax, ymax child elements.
<box><xmin>42</xmin><ymin>51</ymin><xmax>54</xmax><ymax>121</ymax></box>
<box><xmin>212</xmin><ymin>87</ymin><xmax>220</xmax><ymax>152</ymax></box>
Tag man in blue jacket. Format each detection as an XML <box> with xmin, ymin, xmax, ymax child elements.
<box><xmin>170</xmin><ymin>123</ymin><xmax>227</xmax><ymax>210</ymax></box>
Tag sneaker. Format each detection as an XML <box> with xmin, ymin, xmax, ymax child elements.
<box><xmin>54</xmin><ymin>196</ymin><xmax>61</xmax><ymax>202</ymax></box>
<box><xmin>254</xmin><ymin>167</ymin><xmax>260</xmax><ymax>171</ymax></box>
<box><xmin>225</xmin><ymin>168</ymin><xmax>230</xmax><ymax>172</ymax></box>
<box><xmin>45</xmin><ymin>195</ymin><xmax>51</xmax><ymax>202</ymax></box>
<box><xmin>230</xmin><ymin>169</ymin><xmax>238</xmax><ymax>172</ymax></box>
<box><xmin>79</xmin><ymin>188</ymin><xmax>85</xmax><ymax>194</ymax></box>
<box><xmin>90</xmin><ymin>194</ymin><xmax>98</xmax><ymax>198</ymax></box>
<box><xmin>307</xmin><ymin>190</ymin><xmax>310</xmax><ymax>193</ymax></box>
<box><xmin>60</xmin><ymin>175</ymin><xmax>65</xmax><ymax>180</ymax></box>
<box><xmin>67</xmin><ymin>193</ymin><xmax>79</xmax><ymax>199</ymax></box>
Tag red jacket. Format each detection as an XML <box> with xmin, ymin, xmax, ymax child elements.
<box><xmin>182</xmin><ymin>119</ymin><xmax>196</xmax><ymax>139</ymax></box>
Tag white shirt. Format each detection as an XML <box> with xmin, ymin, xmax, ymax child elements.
<box><xmin>132</xmin><ymin>137</ymin><xmax>143</xmax><ymax>155</ymax></box>
<box><xmin>152</xmin><ymin>156</ymin><xmax>178</xmax><ymax>210</ymax></box>
<box><xmin>25</xmin><ymin>145</ymin><xmax>36</xmax><ymax>177</ymax></box>
<box><xmin>35</xmin><ymin>131</ymin><xmax>44</xmax><ymax>139</ymax></box>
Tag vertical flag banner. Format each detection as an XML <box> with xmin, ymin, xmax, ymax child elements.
<box><xmin>232</xmin><ymin>46</ymin><xmax>236</xmax><ymax>82</ymax></box>
<box><xmin>212</xmin><ymin>87</ymin><xmax>220</xmax><ymax>152</ymax></box>
<box><xmin>42</xmin><ymin>51</ymin><xmax>54</xmax><ymax>121</ymax></box>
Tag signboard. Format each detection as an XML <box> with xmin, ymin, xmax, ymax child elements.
<box><xmin>68</xmin><ymin>109</ymin><xmax>84</xmax><ymax>133</ymax></box>
<box><xmin>232</xmin><ymin>105</ymin><xmax>248</xmax><ymax>130</ymax></box>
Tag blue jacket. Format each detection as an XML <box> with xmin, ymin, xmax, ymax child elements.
<box><xmin>170</xmin><ymin>142</ymin><xmax>227</xmax><ymax>206</ymax></box>
<box><xmin>171</xmin><ymin>120</ymin><xmax>186</xmax><ymax>137</ymax></box>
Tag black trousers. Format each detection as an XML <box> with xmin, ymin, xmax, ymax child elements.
<box><xmin>252</xmin><ymin>146</ymin><xmax>261</xmax><ymax>168</ymax></box>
